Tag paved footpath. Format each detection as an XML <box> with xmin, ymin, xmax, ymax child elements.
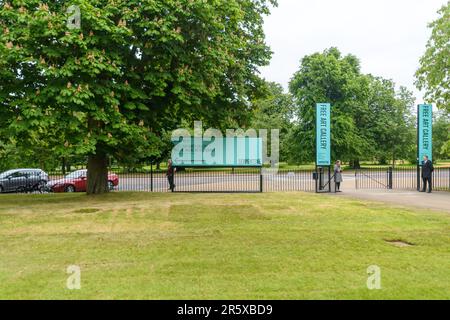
<box><xmin>332</xmin><ymin>174</ymin><xmax>450</xmax><ymax>213</ymax></box>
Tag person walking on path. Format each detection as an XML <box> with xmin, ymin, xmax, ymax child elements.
<box><xmin>421</xmin><ymin>155</ymin><xmax>434</xmax><ymax>193</ymax></box>
<box><xmin>167</xmin><ymin>159</ymin><xmax>176</xmax><ymax>192</ymax></box>
<box><xmin>334</xmin><ymin>160</ymin><xmax>343</xmax><ymax>192</ymax></box>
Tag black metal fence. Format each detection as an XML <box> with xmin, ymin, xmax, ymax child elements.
<box><xmin>174</xmin><ymin>168</ymin><xmax>262</xmax><ymax>193</ymax></box>
<box><xmin>433</xmin><ymin>167</ymin><xmax>450</xmax><ymax>191</ymax></box>
<box><xmin>356</xmin><ymin>167</ymin><xmax>450</xmax><ymax>191</ymax></box>
<box><xmin>1</xmin><ymin>166</ymin><xmax>448</xmax><ymax>194</ymax></box>
<box><xmin>173</xmin><ymin>168</ymin><xmax>316</xmax><ymax>193</ymax></box>
<box><xmin>392</xmin><ymin>167</ymin><xmax>417</xmax><ymax>190</ymax></box>
<box><xmin>0</xmin><ymin>166</ymin><xmax>317</xmax><ymax>194</ymax></box>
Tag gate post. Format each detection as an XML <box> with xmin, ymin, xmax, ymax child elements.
<box><xmin>328</xmin><ymin>165</ymin><xmax>332</xmax><ymax>193</ymax></box>
<box><xmin>314</xmin><ymin>168</ymin><xmax>318</xmax><ymax>193</ymax></box>
<box><xmin>319</xmin><ymin>167</ymin><xmax>323</xmax><ymax>191</ymax></box>
<box><xmin>417</xmin><ymin>164</ymin><xmax>421</xmax><ymax>191</ymax></box>
<box><xmin>388</xmin><ymin>167</ymin><xmax>393</xmax><ymax>190</ymax></box>
<box><xmin>259</xmin><ymin>168</ymin><xmax>263</xmax><ymax>193</ymax></box>
<box><xmin>150</xmin><ymin>163</ymin><xmax>153</xmax><ymax>192</ymax></box>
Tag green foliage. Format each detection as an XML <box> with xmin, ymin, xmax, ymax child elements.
<box><xmin>0</xmin><ymin>0</ymin><xmax>275</xmax><ymax>189</ymax></box>
<box><xmin>416</xmin><ymin>1</ymin><xmax>450</xmax><ymax>158</ymax></box>
<box><xmin>288</xmin><ymin>48</ymin><xmax>372</xmax><ymax>164</ymax></box>
<box><xmin>415</xmin><ymin>2</ymin><xmax>450</xmax><ymax>112</ymax></box>
<box><xmin>433</xmin><ymin>111</ymin><xmax>450</xmax><ymax>160</ymax></box>
<box><xmin>365</xmin><ymin>79</ymin><xmax>416</xmax><ymax>166</ymax></box>
<box><xmin>288</xmin><ymin>48</ymin><xmax>417</xmax><ymax>166</ymax></box>
<box><xmin>250</xmin><ymin>82</ymin><xmax>294</xmax><ymax>162</ymax></box>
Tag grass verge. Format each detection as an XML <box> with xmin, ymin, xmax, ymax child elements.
<box><xmin>0</xmin><ymin>192</ymin><xmax>449</xmax><ymax>299</ymax></box>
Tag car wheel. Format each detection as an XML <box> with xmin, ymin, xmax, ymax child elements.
<box><xmin>35</xmin><ymin>180</ymin><xmax>47</xmax><ymax>193</ymax></box>
<box><xmin>65</xmin><ymin>185</ymin><xmax>76</xmax><ymax>193</ymax></box>
<box><xmin>16</xmin><ymin>186</ymin><xmax>26</xmax><ymax>193</ymax></box>
<box><xmin>108</xmin><ymin>181</ymin><xmax>115</xmax><ymax>191</ymax></box>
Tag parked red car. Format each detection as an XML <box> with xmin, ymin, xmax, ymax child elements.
<box><xmin>48</xmin><ymin>170</ymin><xmax>119</xmax><ymax>193</ymax></box>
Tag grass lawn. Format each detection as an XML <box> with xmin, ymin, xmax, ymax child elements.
<box><xmin>0</xmin><ymin>192</ymin><xmax>449</xmax><ymax>300</ymax></box>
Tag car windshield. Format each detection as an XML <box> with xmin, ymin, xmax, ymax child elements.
<box><xmin>65</xmin><ymin>171</ymin><xmax>87</xmax><ymax>179</ymax></box>
<box><xmin>0</xmin><ymin>170</ymin><xmax>15</xmax><ymax>179</ymax></box>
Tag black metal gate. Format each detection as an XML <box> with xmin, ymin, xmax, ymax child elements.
<box><xmin>314</xmin><ymin>166</ymin><xmax>334</xmax><ymax>193</ymax></box>
<box><xmin>355</xmin><ymin>167</ymin><xmax>393</xmax><ymax>190</ymax></box>
<box><xmin>355</xmin><ymin>167</ymin><xmax>450</xmax><ymax>191</ymax></box>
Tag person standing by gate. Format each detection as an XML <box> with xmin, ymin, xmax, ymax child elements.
<box><xmin>167</xmin><ymin>159</ymin><xmax>176</xmax><ymax>192</ymax></box>
<box><xmin>421</xmin><ymin>155</ymin><xmax>434</xmax><ymax>193</ymax></box>
<box><xmin>334</xmin><ymin>160</ymin><xmax>343</xmax><ymax>192</ymax></box>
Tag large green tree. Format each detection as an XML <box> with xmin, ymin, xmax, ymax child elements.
<box><xmin>288</xmin><ymin>48</ymin><xmax>417</xmax><ymax>167</ymax></box>
<box><xmin>0</xmin><ymin>0</ymin><xmax>275</xmax><ymax>193</ymax></box>
<box><xmin>415</xmin><ymin>1</ymin><xmax>449</xmax><ymax>112</ymax></box>
<box><xmin>288</xmin><ymin>47</ymin><xmax>372</xmax><ymax>166</ymax></box>
<box><xmin>365</xmin><ymin>77</ymin><xmax>416</xmax><ymax>166</ymax></box>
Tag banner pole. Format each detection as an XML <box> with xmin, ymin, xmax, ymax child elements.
<box><xmin>315</xmin><ymin>104</ymin><xmax>318</xmax><ymax>193</ymax></box>
<box><xmin>151</xmin><ymin>163</ymin><xmax>153</xmax><ymax>192</ymax></box>
<box><xmin>315</xmin><ymin>103</ymin><xmax>331</xmax><ymax>193</ymax></box>
<box><xmin>417</xmin><ymin>105</ymin><xmax>420</xmax><ymax>192</ymax></box>
<box><xmin>328</xmin><ymin>165</ymin><xmax>331</xmax><ymax>193</ymax></box>
<box><xmin>417</xmin><ymin>104</ymin><xmax>433</xmax><ymax>192</ymax></box>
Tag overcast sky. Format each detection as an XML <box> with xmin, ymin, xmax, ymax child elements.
<box><xmin>260</xmin><ymin>0</ymin><xmax>447</xmax><ymax>102</ymax></box>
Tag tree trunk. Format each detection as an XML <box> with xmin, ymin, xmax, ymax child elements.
<box><xmin>351</xmin><ymin>159</ymin><xmax>361</xmax><ymax>169</ymax></box>
<box><xmin>87</xmin><ymin>151</ymin><xmax>109</xmax><ymax>195</ymax></box>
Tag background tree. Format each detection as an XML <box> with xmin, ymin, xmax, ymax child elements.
<box><xmin>288</xmin><ymin>48</ymin><xmax>372</xmax><ymax>167</ymax></box>
<box><xmin>415</xmin><ymin>1</ymin><xmax>449</xmax><ymax>112</ymax></box>
<box><xmin>288</xmin><ymin>48</ymin><xmax>417</xmax><ymax>167</ymax></box>
<box><xmin>433</xmin><ymin>111</ymin><xmax>450</xmax><ymax>161</ymax></box>
<box><xmin>366</xmin><ymin>77</ymin><xmax>416</xmax><ymax>167</ymax></box>
<box><xmin>0</xmin><ymin>0</ymin><xmax>275</xmax><ymax>194</ymax></box>
<box><xmin>250</xmin><ymin>82</ymin><xmax>294</xmax><ymax>162</ymax></box>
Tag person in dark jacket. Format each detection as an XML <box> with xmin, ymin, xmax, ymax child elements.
<box><xmin>421</xmin><ymin>155</ymin><xmax>434</xmax><ymax>193</ymax></box>
<box><xmin>167</xmin><ymin>159</ymin><xmax>176</xmax><ymax>192</ymax></box>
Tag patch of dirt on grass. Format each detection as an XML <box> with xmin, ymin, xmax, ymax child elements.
<box><xmin>385</xmin><ymin>239</ymin><xmax>415</xmax><ymax>247</ymax></box>
<box><xmin>73</xmin><ymin>208</ymin><xmax>101</xmax><ymax>214</ymax></box>
<box><xmin>262</xmin><ymin>204</ymin><xmax>290</xmax><ymax>211</ymax></box>
<box><xmin>169</xmin><ymin>204</ymin><xmax>268</xmax><ymax>222</ymax></box>
<box><xmin>5</xmin><ymin>220</ymin><xmax>179</xmax><ymax>236</ymax></box>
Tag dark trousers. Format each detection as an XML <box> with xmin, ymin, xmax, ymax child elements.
<box><xmin>167</xmin><ymin>175</ymin><xmax>175</xmax><ymax>192</ymax></box>
<box><xmin>335</xmin><ymin>182</ymin><xmax>341</xmax><ymax>191</ymax></box>
<box><xmin>422</xmin><ymin>177</ymin><xmax>432</xmax><ymax>193</ymax></box>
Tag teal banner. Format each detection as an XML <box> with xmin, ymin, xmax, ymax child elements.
<box><xmin>316</xmin><ymin>103</ymin><xmax>331</xmax><ymax>166</ymax></box>
<box><xmin>418</xmin><ymin>104</ymin><xmax>433</xmax><ymax>164</ymax></box>
<box><xmin>172</xmin><ymin>137</ymin><xmax>263</xmax><ymax>167</ymax></box>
